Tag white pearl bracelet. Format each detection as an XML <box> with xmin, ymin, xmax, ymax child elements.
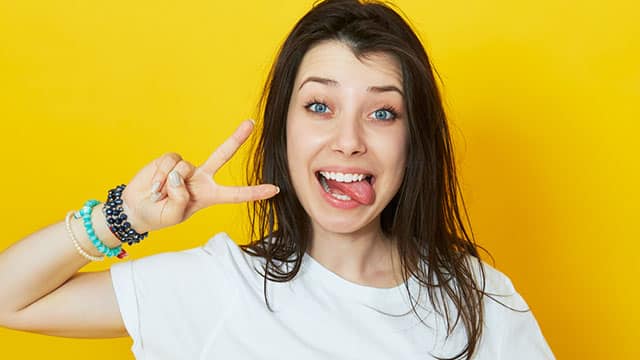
<box><xmin>65</xmin><ymin>211</ymin><xmax>105</xmax><ymax>262</ymax></box>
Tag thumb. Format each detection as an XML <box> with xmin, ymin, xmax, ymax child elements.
<box><xmin>163</xmin><ymin>170</ymin><xmax>191</xmax><ymax>223</ymax></box>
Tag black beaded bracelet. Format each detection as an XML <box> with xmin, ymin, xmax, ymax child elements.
<box><xmin>103</xmin><ymin>184</ymin><xmax>149</xmax><ymax>246</ymax></box>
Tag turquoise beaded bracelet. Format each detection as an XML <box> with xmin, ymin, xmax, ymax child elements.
<box><xmin>77</xmin><ymin>199</ymin><xmax>123</xmax><ymax>258</ymax></box>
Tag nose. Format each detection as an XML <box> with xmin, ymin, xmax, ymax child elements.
<box><xmin>330</xmin><ymin>112</ymin><xmax>366</xmax><ymax>157</ymax></box>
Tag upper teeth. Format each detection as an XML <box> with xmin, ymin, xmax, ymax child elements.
<box><xmin>319</xmin><ymin>171</ymin><xmax>368</xmax><ymax>183</ymax></box>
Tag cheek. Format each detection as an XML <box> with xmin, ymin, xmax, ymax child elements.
<box><xmin>286</xmin><ymin>111</ymin><xmax>327</xmax><ymax>166</ymax></box>
<box><xmin>378</xmin><ymin>129</ymin><xmax>408</xmax><ymax>175</ymax></box>
<box><xmin>285</xmin><ymin>127</ymin><xmax>305</xmax><ymax>199</ymax></box>
<box><xmin>286</xmin><ymin>112</ymin><xmax>317</xmax><ymax>177</ymax></box>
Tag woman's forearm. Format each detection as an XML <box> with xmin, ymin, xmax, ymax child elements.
<box><xmin>0</xmin><ymin>203</ymin><xmax>121</xmax><ymax>317</ymax></box>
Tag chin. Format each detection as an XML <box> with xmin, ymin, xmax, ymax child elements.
<box><xmin>310</xmin><ymin>211</ymin><xmax>379</xmax><ymax>236</ymax></box>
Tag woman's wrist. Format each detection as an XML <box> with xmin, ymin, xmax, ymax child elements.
<box><xmin>106</xmin><ymin>185</ymin><xmax>149</xmax><ymax>245</ymax></box>
<box><xmin>64</xmin><ymin>183</ymin><xmax>153</xmax><ymax>260</ymax></box>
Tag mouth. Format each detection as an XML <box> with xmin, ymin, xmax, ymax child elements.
<box><xmin>314</xmin><ymin>170</ymin><xmax>376</xmax><ymax>205</ymax></box>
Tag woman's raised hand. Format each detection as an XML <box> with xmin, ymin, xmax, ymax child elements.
<box><xmin>119</xmin><ymin>120</ymin><xmax>278</xmax><ymax>233</ymax></box>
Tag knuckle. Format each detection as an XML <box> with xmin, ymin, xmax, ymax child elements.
<box><xmin>231</xmin><ymin>189</ymin><xmax>243</xmax><ymax>203</ymax></box>
<box><xmin>175</xmin><ymin>160</ymin><xmax>196</xmax><ymax>175</ymax></box>
<box><xmin>151</xmin><ymin>154</ymin><xmax>184</xmax><ymax>185</ymax></box>
<box><xmin>217</xmin><ymin>145</ymin><xmax>232</xmax><ymax>158</ymax></box>
<box><xmin>164</xmin><ymin>152</ymin><xmax>182</xmax><ymax>161</ymax></box>
<box><xmin>158</xmin><ymin>152</ymin><xmax>182</xmax><ymax>168</ymax></box>
<box><xmin>158</xmin><ymin>153</ymin><xmax>182</xmax><ymax>170</ymax></box>
<box><xmin>231</xmin><ymin>132</ymin><xmax>244</xmax><ymax>143</ymax></box>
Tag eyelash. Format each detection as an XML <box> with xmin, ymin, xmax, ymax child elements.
<box><xmin>304</xmin><ymin>98</ymin><xmax>330</xmax><ymax>114</ymax></box>
<box><xmin>303</xmin><ymin>98</ymin><xmax>399</xmax><ymax>121</ymax></box>
<box><xmin>373</xmin><ymin>105</ymin><xmax>399</xmax><ymax>121</ymax></box>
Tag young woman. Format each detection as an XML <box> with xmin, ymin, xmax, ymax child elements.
<box><xmin>0</xmin><ymin>0</ymin><xmax>554</xmax><ymax>359</ymax></box>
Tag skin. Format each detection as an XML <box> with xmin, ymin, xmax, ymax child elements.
<box><xmin>286</xmin><ymin>40</ymin><xmax>408</xmax><ymax>288</ymax></box>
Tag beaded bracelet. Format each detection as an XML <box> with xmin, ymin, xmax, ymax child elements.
<box><xmin>64</xmin><ymin>211</ymin><xmax>105</xmax><ymax>262</ymax></box>
<box><xmin>79</xmin><ymin>199</ymin><xmax>127</xmax><ymax>258</ymax></box>
<box><xmin>103</xmin><ymin>184</ymin><xmax>149</xmax><ymax>246</ymax></box>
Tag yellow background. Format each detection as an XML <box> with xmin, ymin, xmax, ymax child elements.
<box><xmin>0</xmin><ymin>0</ymin><xmax>638</xmax><ymax>358</ymax></box>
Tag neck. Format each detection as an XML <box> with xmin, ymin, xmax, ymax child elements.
<box><xmin>307</xmin><ymin>219</ymin><xmax>403</xmax><ymax>288</ymax></box>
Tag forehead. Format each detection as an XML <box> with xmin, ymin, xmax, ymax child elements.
<box><xmin>294</xmin><ymin>40</ymin><xmax>403</xmax><ymax>90</ymax></box>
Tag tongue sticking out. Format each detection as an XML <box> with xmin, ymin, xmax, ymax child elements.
<box><xmin>325</xmin><ymin>178</ymin><xmax>375</xmax><ymax>205</ymax></box>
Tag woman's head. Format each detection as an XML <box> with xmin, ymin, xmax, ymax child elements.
<box><xmin>252</xmin><ymin>0</ymin><xmax>449</xmax><ymax>238</ymax></box>
<box><xmin>246</xmin><ymin>1</ymin><xmax>484</xmax><ymax>358</ymax></box>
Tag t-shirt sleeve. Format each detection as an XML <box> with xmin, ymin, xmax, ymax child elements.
<box><xmin>110</xmin><ymin>232</ymin><xmax>240</xmax><ymax>359</ymax></box>
<box><xmin>494</xmin><ymin>277</ymin><xmax>555</xmax><ymax>359</ymax></box>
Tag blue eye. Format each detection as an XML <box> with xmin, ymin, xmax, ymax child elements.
<box><xmin>307</xmin><ymin>102</ymin><xmax>330</xmax><ymax>113</ymax></box>
<box><xmin>372</xmin><ymin>108</ymin><xmax>397</xmax><ymax>121</ymax></box>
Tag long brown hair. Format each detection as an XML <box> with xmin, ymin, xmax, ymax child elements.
<box><xmin>243</xmin><ymin>1</ymin><xmax>486</xmax><ymax>358</ymax></box>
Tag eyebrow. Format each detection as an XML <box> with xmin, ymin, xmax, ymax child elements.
<box><xmin>298</xmin><ymin>76</ymin><xmax>404</xmax><ymax>96</ymax></box>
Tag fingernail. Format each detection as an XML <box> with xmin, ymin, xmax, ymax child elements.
<box><xmin>275</xmin><ymin>186</ymin><xmax>280</xmax><ymax>194</ymax></box>
<box><xmin>249</xmin><ymin>119</ymin><xmax>256</xmax><ymax>126</ymax></box>
<box><xmin>151</xmin><ymin>181</ymin><xmax>161</xmax><ymax>193</ymax></box>
<box><xmin>169</xmin><ymin>170</ymin><xmax>182</xmax><ymax>187</ymax></box>
<box><xmin>150</xmin><ymin>192</ymin><xmax>161</xmax><ymax>202</ymax></box>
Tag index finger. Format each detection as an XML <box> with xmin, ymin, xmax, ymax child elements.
<box><xmin>215</xmin><ymin>184</ymin><xmax>280</xmax><ymax>204</ymax></box>
<box><xmin>198</xmin><ymin>120</ymin><xmax>255</xmax><ymax>176</ymax></box>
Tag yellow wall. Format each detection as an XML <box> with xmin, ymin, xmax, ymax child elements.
<box><xmin>0</xmin><ymin>0</ymin><xmax>637</xmax><ymax>358</ymax></box>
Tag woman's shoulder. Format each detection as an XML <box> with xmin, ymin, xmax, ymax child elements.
<box><xmin>461</xmin><ymin>255</ymin><xmax>529</xmax><ymax>311</ymax></box>
<box><xmin>112</xmin><ymin>232</ymin><xmax>256</xmax><ymax>280</ymax></box>
<box><xmin>471</xmin><ymin>258</ymin><xmax>529</xmax><ymax>311</ymax></box>
<box><xmin>201</xmin><ymin>232</ymin><xmax>266</xmax><ymax>263</ymax></box>
<box><xmin>469</xmin><ymin>258</ymin><xmax>554</xmax><ymax>358</ymax></box>
<box><xmin>201</xmin><ymin>232</ymin><xmax>270</xmax><ymax>280</ymax></box>
<box><xmin>476</xmin><ymin>259</ymin><xmax>517</xmax><ymax>295</ymax></box>
<box><xmin>201</xmin><ymin>231</ymin><xmax>243</xmax><ymax>258</ymax></box>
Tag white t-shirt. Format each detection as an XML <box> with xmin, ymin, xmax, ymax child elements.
<box><xmin>110</xmin><ymin>232</ymin><xmax>554</xmax><ymax>359</ymax></box>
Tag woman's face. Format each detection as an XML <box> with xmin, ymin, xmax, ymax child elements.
<box><xmin>286</xmin><ymin>40</ymin><xmax>408</xmax><ymax>235</ymax></box>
